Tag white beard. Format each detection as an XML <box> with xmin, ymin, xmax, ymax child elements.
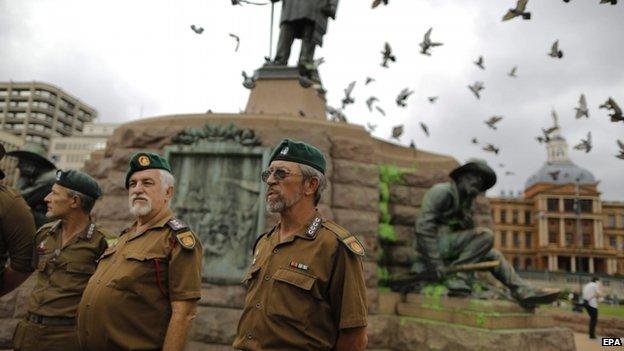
<box><xmin>267</xmin><ymin>191</ymin><xmax>302</xmax><ymax>213</ymax></box>
<box><xmin>129</xmin><ymin>195</ymin><xmax>153</xmax><ymax>217</ymax></box>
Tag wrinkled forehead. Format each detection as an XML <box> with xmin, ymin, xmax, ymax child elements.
<box><xmin>129</xmin><ymin>168</ymin><xmax>162</xmax><ymax>184</ymax></box>
<box><xmin>50</xmin><ymin>183</ymin><xmax>71</xmax><ymax>196</ymax></box>
<box><xmin>268</xmin><ymin>160</ymin><xmax>301</xmax><ymax>172</ymax></box>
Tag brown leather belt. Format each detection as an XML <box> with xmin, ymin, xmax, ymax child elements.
<box><xmin>27</xmin><ymin>312</ymin><xmax>75</xmax><ymax>326</ymax></box>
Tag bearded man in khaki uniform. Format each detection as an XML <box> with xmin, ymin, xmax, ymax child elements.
<box><xmin>77</xmin><ymin>152</ymin><xmax>203</xmax><ymax>351</ymax></box>
<box><xmin>233</xmin><ymin>139</ymin><xmax>368</xmax><ymax>351</ymax></box>
<box><xmin>12</xmin><ymin>170</ymin><xmax>108</xmax><ymax>351</ymax></box>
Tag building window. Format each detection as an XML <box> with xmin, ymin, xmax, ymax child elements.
<box><xmin>500</xmin><ymin>209</ymin><xmax>507</xmax><ymax>223</ymax></box>
<box><xmin>608</xmin><ymin>215</ymin><xmax>616</xmax><ymax>228</ymax></box>
<box><xmin>565</xmin><ymin>233</ymin><xmax>574</xmax><ymax>246</ymax></box>
<box><xmin>525</xmin><ymin>258</ymin><xmax>532</xmax><ymax>270</ymax></box>
<box><xmin>547</xmin><ymin>198</ymin><xmax>559</xmax><ymax>212</ymax></box>
<box><xmin>621</xmin><ymin>215</ymin><xmax>624</xmax><ymax>228</ymax></box>
<box><xmin>512</xmin><ymin>257</ymin><xmax>520</xmax><ymax>270</ymax></box>
<box><xmin>500</xmin><ymin>231</ymin><xmax>507</xmax><ymax>247</ymax></box>
<box><xmin>525</xmin><ymin>232</ymin><xmax>532</xmax><ymax>248</ymax></box>
<box><xmin>564</xmin><ymin>199</ymin><xmax>575</xmax><ymax>212</ymax></box>
<box><xmin>513</xmin><ymin>232</ymin><xmax>520</xmax><ymax>248</ymax></box>
<box><xmin>524</xmin><ymin>211</ymin><xmax>531</xmax><ymax>224</ymax></box>
<box><xmin>512</xmin><ymin>210</ymin><xmax>519</xmax><ymax>224</ymax></box>
<box><xmin>582</xmin><ymin>233</ymin><xmax>591</xmax><ymax>248</ymax></box>
<box><xmin>610</xmin><ymin>236</ymin><xmax>617</xmax><ymax>249</ymax></box>
<box><xmin>580</xmin><ymin>199</ymin><xmax>592</xmax><ymax>213</ymax></box>
<box><xmin>548</xmin><ymin>231</ymin><xmax>558</xmax><ymax>245</ymax></box>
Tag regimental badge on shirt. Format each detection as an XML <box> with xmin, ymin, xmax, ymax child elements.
<box><xmin>176</xmin><ymin>231</ymin><xmax>196</xmax><ymax>250</ymax></box>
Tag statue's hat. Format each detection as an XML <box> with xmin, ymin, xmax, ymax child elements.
<box><xmin>449</xmin><ymin>158</ymin><xmax>497</xmax><ymax>192</ymax></box>
<box><xmin>6</xmin><ymin>142</ymin><xmax>56</xmax><ymax>170</ymax></box>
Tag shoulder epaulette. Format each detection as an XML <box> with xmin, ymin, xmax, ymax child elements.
<box><xmin>322</xmin><ymin>220</ymin><xmax>366</xmax><ymax>257</ymax></box>
<box><xmin>167</xmin><ymin>217</ymin><xmax>189</xmax><ymax>232</ymax></box>
<box><xmin>252</xmin><ymin>226</ymin><xmax>276</xmax><ymax>255</ymax></box>
<box><xmin>38</xmin><ymin>220</ymin><xmax>61</xmax><ymax>235</ymax></box>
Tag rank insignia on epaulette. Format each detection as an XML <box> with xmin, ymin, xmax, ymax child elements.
<box><xmin>343</xmin><ymin>236</ymin><xmax>365</xmax><ymax>256</ymax></box>
<box><xmin>290</xmin><ymin>261</ymin><xmax>308</xmax><ymax>271</ymax></box>
<box><xmin>176</xmin><ymin>231</ymin><xmax>196</xmax><ymax>250</ymax></box>
<box><xmin>306</xmin><ymin>217</ymin><xmax>323</xmax><ymax>238</ymax></box>
<box><xmin>167</xmin><ymin>218</ymin><xmax>188</xmax><ymax>231</ymax></box>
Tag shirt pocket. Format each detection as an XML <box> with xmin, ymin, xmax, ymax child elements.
<box><xmin>242</xmin><ymin>265</ymin><xmax>261</xmax><ymax>289</ymax></box>
<box><xmin>107</xmin><ymin>252</ymin><xmax>169</xmax><ymax>297</ymax></box>
<box><xmin>63</xmin><ymin>262</ymin><xmax>97</xmax><ymax>292</ymax></box>
<box><xmin>267</xmin><ymin>268</ymin><xmax>318</xmax><ymax>324</ymax></box>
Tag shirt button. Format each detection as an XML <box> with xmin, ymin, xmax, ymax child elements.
<box><xmin>246</xmin><ymin>333</ymin><xmax>253</xmax><ymax>340</ymax></box>
<box><xmin>264</xmin><ymin>275</ymin><xmax>270</xmax><ymax>281</ymax></box>
<box><xmin>255</xmin><ymin>302</ymin><xmax>262</xmax><ymax>309</ymax></box>
<box><xmin>273</xmin><ymin>248</ymin><xmax>279</xmax><ymax>254</ymax></box>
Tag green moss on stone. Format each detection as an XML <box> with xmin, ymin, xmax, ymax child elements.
<box><xmin>378</xmin><ymin>223</ymin><xmax>397</xmax><ymax>242</ymax></box>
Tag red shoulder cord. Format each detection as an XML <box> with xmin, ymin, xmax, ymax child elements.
<box><xmin>153</xmin><ymin>259</ymin><xmax>167</xmax><ymax>298</ymax></box>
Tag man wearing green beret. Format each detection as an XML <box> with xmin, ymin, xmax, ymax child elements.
<box><xmin>12</xmin><ymin>170</ymin><xmax>109</xmax><ymax>351</ymax></box>
<box><xmin>413</xmin><ymin>159</ymin><xmax>559</xmax><ymax>305</ymax></box>
<box><xmin>77</xmin><ymin>152</ymin><xmax>203</xmax><ymax>351</ymax></box>
<box><xmin>7</xmin><ymin>142</ymin><xmax>58</xmax><ymax>228</ymax></box>
<box><xmin>234</xmin><ymin>139</ymin><xmax>368</xmax><ymax>351</ymax></box>
<box><xmin>0</xmin><ymin>143</ymin><xmax>37</xmax><ymax>297</ymax></box>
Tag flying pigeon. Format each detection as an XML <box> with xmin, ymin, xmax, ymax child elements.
<box><xmin>600</xmin><ymin>0</ymin><xmax>617</xmax><ymax>4</ymax></box>
<box><xmin>599</xmin><ymin>97</ymin><xmax>624</xmax><ymax>122</ymax></box>
<box><xmin>485</xmin><ymin>115</ymin><xmax>503</xmax><ymax>130</ymax></box>
<box><xmin>548</xmin><ymin>40</ymin><xmax>564</xmax><ymax>59</ymax></box>
<box><xmin>502</xmin><ymin>0</ymin><xmax>531</xmax><ymax>21</ymax></box>
<box><xmin>575</xmin><ymin>94</ymin><xmax>589</xmax><ymax>119</ymax></box>
<box><xmin>190</xmin><ymin>25</ymin><xmax>204</xmax><ymax>34</ymax></box>
<box><xmin>372</xmin><ymin>0</ymin><xmax>389</xmax><ymax>8</ymax></box>
<box><xmin>616</xmin><ymin>140</ymin><xmax>624</xmax><ymax>159</ymax></box>
<box><xmin>298</xmin><ymin>110</ymin><xmax>306</xmax><ymax>117</ymax></box>
<box><xmin>573</xmin><ymin>131</ymin><xmax>592</xmax><ymax>153</ymax></box>
<box><xmin>375</xmin><ymin>106</ymin><xmax>386</xmax><ymax>116</ymax></box>
<box><xmin>409</xmin><ymin>140</ymin><xmax>416</xmax><ymax>149</ymax></box>
<box><xmin>498</xmin><ymin>163</ymin><xmax>506</xmax><ymax>168</ymax></box>
<box><xmin>391</xmin><ymin>124</ymin><xmax>404</xmax><ymax>140</ymax></box>
<box><xmin>231</xmin><ymin>0</ymin><xmax>268</xmax><ymax>5</ymax></box>
<box><xmin>341</xmin><ymin>81</ymin><xmax>356</xmax><ymax>109</ymax></box>
<box><xmin>312</xmin><ymin>57</ymin><xmax>325</xmax><ymax>68</ymax></box>
<box><xmin>366</xmin><ymin>96</ymin><xmax>379</xmax><ymax>112</ymax></box>
<box><xmin>228</xmin><ymin>33</ymin><xmax>240</xmax><ymax>52</ymax></box>
<box><xmin>396</xmin><ymin>88</ymin><xmax>413</xmax><ymax>107</ymax></box>
<box><xmin>548</xmin><ymin>170</ymin><xmax>560</xmax><ymax>180</ymax></box>
<box><xmin>468</xmin><ymin>81</ymin><xmax>485</xmax><ymax>99</ymax></box>
<box><xmin>508</xmin><ymin>66</ymin><xmax>518</xmax><ymax>77</ymax></box>
<box><xmin>366</xmin><ymin>122</ymin><xmax>377</xmax><ymax>132</ymax></box>
<box><xmin>482</xmin><ymin>143</ymin><xmax>500</xmax><ymax>154</ymax></box>
<box><xmin>381</xmin><ymin>42</ymin><xmax>396</xmax><ymax>68</ymax></box>
<box><xmin>474</xmin><ymin>56</ymin><xmax>485</xmax><ymax>70</ymax></box>
<box><xmin>242</xmin><ymin>71</ymin><xmax>256</xmax><ymax>89</ymax></box>
<box><xmin>365</xmin><ymin>77</ymin><xmax>376</xmax><ymax>85</ymax></box>
<box><xmin>327</xmin><ymin>106</ymin><xmax>347</xmax><ymax>123</ymax></box>
<box><xmin>505</xmin><ymin>171</ymin><xmax>516</xmax><ymax>176</ymax></box>
<box><xmin>419</xmin><ymin>27</ymin><xmax>443</xmax><ymax>56</ymax></box>
<box><xmin>428</xmin><ymin>96</ymin><xmax>438</xmax><ymax>104</ymax></box>
<box><xmin>420</xmin><ymin>122</ymin><xmax>430</xmax><ymax>137</ymax></box>
<box><xmin>471</xmin><ymin>137</ymin><xmax>479</xmax><ymax>144</ymax></box>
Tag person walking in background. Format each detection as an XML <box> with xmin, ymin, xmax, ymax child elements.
<box><xmin>582</xmin><ymin>276</ymin><xmax>602</xmax><ymax>339</ymax></box>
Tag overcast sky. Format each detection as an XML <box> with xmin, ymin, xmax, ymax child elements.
<box><xmin>1</xmin><ymin>0</ymin><xmax>623</xmax><ymax>200</ymax></box>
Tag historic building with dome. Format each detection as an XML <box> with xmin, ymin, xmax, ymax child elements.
<box><xmin>489</xmin><ymin>126</ymin><xmax>624</xmax><ymax>276</ymax></box>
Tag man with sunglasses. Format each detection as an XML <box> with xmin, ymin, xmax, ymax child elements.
<box><xmin>234</xmin><ymin>139</ymin><xmax>368</xmax><ymax>351</ymax></box>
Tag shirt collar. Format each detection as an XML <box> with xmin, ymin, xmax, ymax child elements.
<box><xmin>124</xmin><ymin>209</ymin><xmax>174</xmax><ymax>241</ymax></box>
<box><xmin>270</xmin><ymin>213</ymin><xmax>323</xmax><ymax>244</ymax></box>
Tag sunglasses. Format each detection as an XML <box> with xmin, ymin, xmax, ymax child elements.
<box><xmin>261</xmin><ymin>168</ymin><xmax>302</xmax><ymax>183</ymax></box>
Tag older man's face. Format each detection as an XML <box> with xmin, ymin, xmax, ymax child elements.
<box><xmin>128</xmin><ymin>169</ymin><xmax>172</xmax><ymax>218</ymax></box>
<box><xmin>44</xmin><ymin>183</ymin><xmax>75</xmax><ymax>220</ymax></box>
<box><xmin>457</xmin><ymin>173</ymin><xmax>483</xmax><ymax>198</ymax></box>
<box><xmin>264</xmin><ymin>160</ymin><xmax>305</xmax><ymax>213</ymax></box>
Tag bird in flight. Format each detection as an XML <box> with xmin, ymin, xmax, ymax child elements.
<box><xmin>381</xmin><ymin>42</ymin><xmax>396</xmax><ymax>68</ymax></box>
<box><xmin>375</xmin><ymin>106</ymin><xmax>386</xmax><ymax>116</ymax></box>
<box><xmin>482</xmin><ymin>144</ymin><xmax>500</xmax><ymax>154</ymax></box>
<box><xmin>231</xmin><ymin>0</ymin><xmax>268</xmax><ymax>5</ymax></box>
<box><xmin>228</xmin><ymin>33</ymin><xmax>240</xmax><ymax>52</ymax></box>
<box><xmin>600</xmin><ymin>0</ymin><xmax>617</xmax><ymax>4</ymax></box>
<box><xmin>508</xmin><ymin>66</ymin><xmax>518</xmax><ymax>78</ymax></box>
<box><xmin>366</xmin><ymin>96</ymin><xmax>379</xmax><ymax>112</ymax></box>
<box><xmin>616</xmin><ymin>140</ymin><xmax>624</xmax><ymax>159</ymax></box>
<box><xmin>365</xmin><ymin>77</ymin><xmax>376</xmax><ymax>85</ymax></box>
<box><xmin>548</xmin><ymin>170</ymin><xmax>561</xmax><ymax>181</ymax></box>
<box><xmin>575</xmin><ymin>94</ymin><xmax>589</xmax><ymax>119</ymax></box>
<box><xmin>573</xmin><ymin>132</ymin><xmax>592</xmax><ymax>153</ymax></box>
<box><xmin>372</xmin><ymin>0</ymin><xmax>389</xmax><ymax>8</ymax></box>
<box><xmin>428</xmin><ymin>96</ymin><xmax>438</xmax><ymax>104</ymax></box>
<box><xmin>391</xmin><ymin>124</ymin><xmax>404</xmax><ymax>140</ymax></box>
<box><xmin>599</xmin><ymin>97</ymin><xmax>623</xmax><ymax>122</ymax></box>
<box><xmin>474</xmin><ymin>56</ymin><xmax>485</xmax><ymax>70</ymax></box>
<box><xmin>468</xmin><ymin>81</ymin><xmax>485</xmax><ymax>99</ymax></box>
<box><xmin>502</xmin><ymin>0</ymin><xmax>531</xmax><ymax>21</ymax></box>
<box><xmin>471</xmin><ymin>137</ymin><xmax>479</xmax><ymax>144</ymax></box>
<box><xmin>485</xmin><ymin>116</ymin><xmax>503</xmax><ymax>130</ymax></box>
<box><xmin>420</xmin><ymin>122</ymin><xmax>430</xmax><ymax>137</ymax></box>
<box><xmin>419</xmin><ymin>28</ymin><xmax>443</xmax><ymax>56</ymax></box>
<box><xmin>341</xmin><ymin>81</ymin><xmax>356</xmax><ymax>109</ymax></box>
<box><xmin>190</xmin><ymin>25</ymin><xmax>204</xmax><ymax>34</ymax></box>
<box><xmin>396</xmin><ymin>88</ymin><xmax>414</xmax><ymax>107</ymax></box>
<box><xmin>241</xmin><ymin>71</ymin><xmax>256</xmax><ymax>89</ymax></box>
<box><xmin>327</xmin><ymin>106</ymin><xmax>347</xmax><ymax>123</ymax></box>
<box><xmin>366</xmin><ymin>122</ymin><xmax>377</xmax><ymax>132</ymax></box>
<box><xmin>548</xmin><ymin>40</ymin><xmax>564</xmax><ymax>59</ymax></box>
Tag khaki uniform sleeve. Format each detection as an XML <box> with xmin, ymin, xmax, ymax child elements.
<box><xmin>168</xmin><ymin>233</ymin><xmax>203</xmax><ymax>301</ymax></box>
<box><xmin>2</xmin><ymin>194</ymin><xmax>36</xmax><ymax>273</ymax></box>
<box><xmin>329</xmin><ymin>244</ymin><xmax>368</xmax><ymax>330</ymax></box>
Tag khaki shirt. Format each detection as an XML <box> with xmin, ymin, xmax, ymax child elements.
<box><xmin>77</xmin><ymin>211</ymin><xmax>203</xmax><ymax>351</ymax></box>
<box><xmin>29</xmin><ymin>220</ymin><xmax>108</xmax><ymax>318</ymax></box>
<box><xmin>233</xmin><ymin>216</ymin><xmax>368</xmax><ymax>350</ymax></box>
<box><xmin>0</xmin><ymin>185</ymin><xmax>36</xmax><ymax>273</ymax></box>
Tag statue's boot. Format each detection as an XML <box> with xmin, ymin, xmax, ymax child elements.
<box><xmin>445</xmin><ymin>272</ymin><xmax>472</xmax><ymax>297</ymax></box>
<box><xmin>511</xmin><ymin>286</ymin><xmax>561</xmax><ymax>306</ymax></box>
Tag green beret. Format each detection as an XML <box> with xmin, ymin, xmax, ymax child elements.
<box><xmin>269</xmin><ymin>139</ymin><xmax>326</xmax><ymax>174</ymax></box>
<box><xmin>55</xmin><ymin>170</ymin><xmax>102</xmax><ymax>199</ymax></box>
<box><xmin>125</xmin><ymin>152</ymin><xmax>172</xmax><ymax>189</ymax></box>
